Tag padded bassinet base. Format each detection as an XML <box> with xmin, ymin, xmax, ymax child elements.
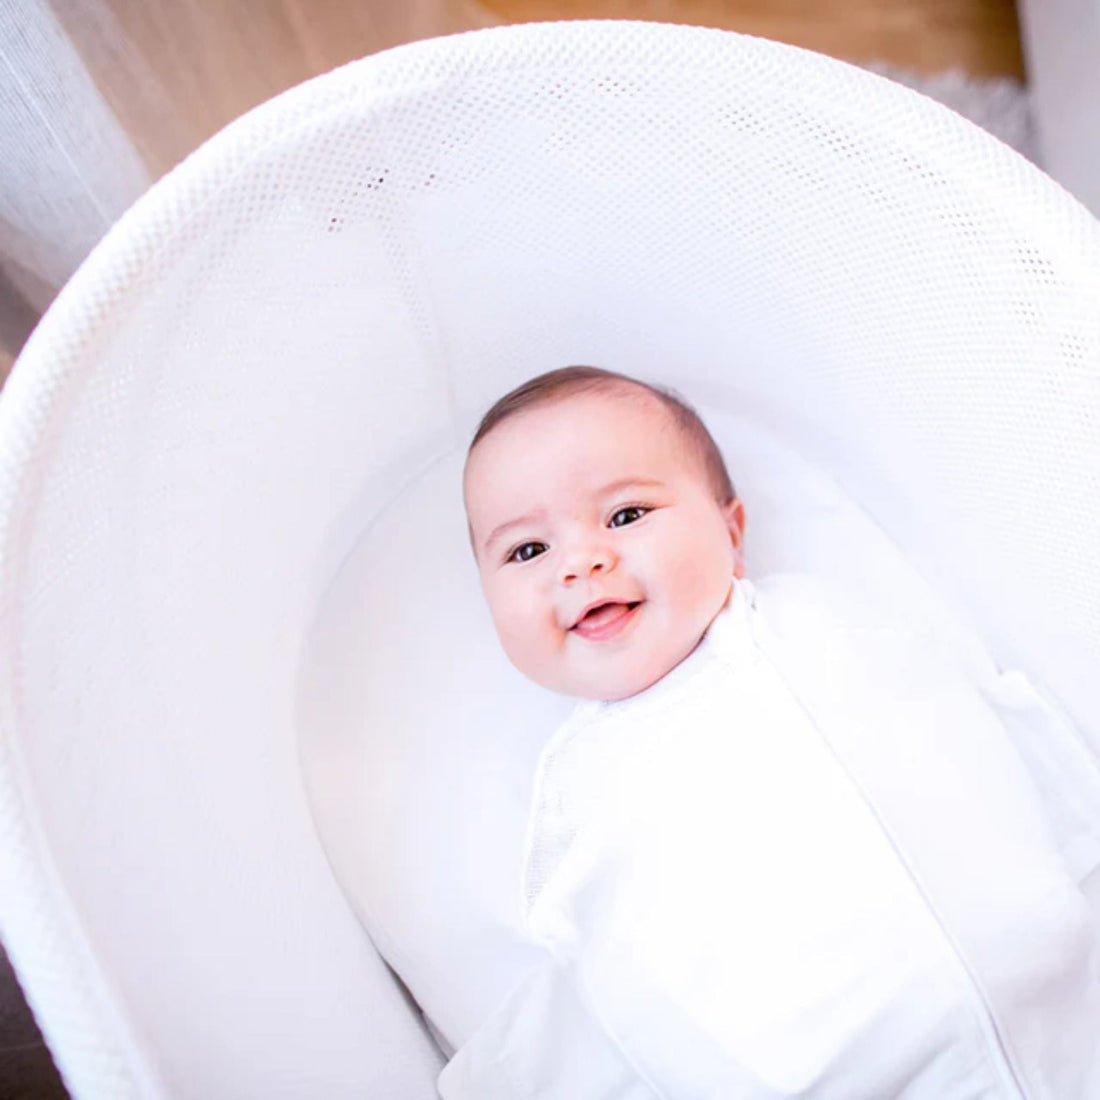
<box><xmin>298</xmin><ymin>407</ymin><xmax>1034</xmax><ymax>1054</ymax></box>
<box><xmin>1</xmin><ymin>19</ymin><xmax>1098</xmax><ymax>1100</ymax></box>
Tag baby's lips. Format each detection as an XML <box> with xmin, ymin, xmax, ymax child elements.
<box><xmin>570</xmin><ymin>597</ymin><xmax>618</xmax><ymax>630</ymax></box>
<box><xmin>569</xmin><ymin>598</ymin><xmax>642</xmax><ymax>631</ymax></box>
<box><xmin>570</xmin><ymin>600</ymin><xmax>643</xmax><ymax>641</ymax></box>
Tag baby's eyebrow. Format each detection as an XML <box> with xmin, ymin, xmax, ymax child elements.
<box><xmin>484</xmin><ymin>510</ymin><xmax>545</xmax><ymax>553</ymax></box>
<box><xmin>596</xmin><ymin>476</ymin><xmax>666</xmax><ymax>497</ymax></box>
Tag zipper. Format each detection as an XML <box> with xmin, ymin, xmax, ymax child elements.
<box><xmin>847</xmin><ymin>780</ymin><xmax>1030</xmax><ymax>1099</ymax></box>
<box><xmin>746</xmin><ymin>590</ymin><xmax>1033</xmax><ymax>1098</ymax></box>
<box><xmin>779</xmin><ymin>684</ymin><xmax>1031</xmax><ymax>1098</ymax></box>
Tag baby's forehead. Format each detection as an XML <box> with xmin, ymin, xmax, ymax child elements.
<box><xmin>496</xmin><ymin>384</ymin><xmax>675</xmax><ymax>447</ymax></box>
<box><xmin>466</xmin><ymin>387</ymin><xmax>702</xmax><ymax>503</ymax></box>
<box><xmin>555</xmin><ymin>381</ymin><xmax>664</xmax><ymax>416</ymax></box>
<box><xmin>469</xmin><ymin>388</ymin><xmax>673</xmax><ymax>475</ymax></box>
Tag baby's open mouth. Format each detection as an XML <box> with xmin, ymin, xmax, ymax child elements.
<box><xmin>571</xmin><ymin>600</ymin><xmax>643</xmax><ymax>640</ymax></box>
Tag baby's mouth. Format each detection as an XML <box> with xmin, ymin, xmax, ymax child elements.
<box><xmin>571</xmin><ymin>600</ymin><xmax>643</xmax><ymax>640</ymax></box>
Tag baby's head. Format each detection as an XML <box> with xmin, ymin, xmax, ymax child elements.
<box><xmin>463</xmin><ymin>367</ymin><xmax>745</xmax><ymax>701</ymax></box>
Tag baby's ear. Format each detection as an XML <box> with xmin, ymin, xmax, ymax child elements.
<box><xmin>724</xmin><ymin>497</ymin><xmax>746</xmax><ymax>578</ymax></box>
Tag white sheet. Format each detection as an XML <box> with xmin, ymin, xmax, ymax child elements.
<box><xmin>440</xmin><ymin>576</ymin><xmax>1100</xmax><ymax>1099</ymax></box>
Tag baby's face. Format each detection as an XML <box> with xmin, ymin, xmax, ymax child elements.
<box><xmin>464</xmin><ymin>389</ymin><xmax>745</xmax><ymax>701</ymax></box>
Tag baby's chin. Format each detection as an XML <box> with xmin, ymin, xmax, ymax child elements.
<box><xmin>559</xmin><ymin>639</ymin><xmax>702</xmax><ymax>702</ymax></box>
<box><xmin>518</xmin><ymin>647</ymin><xmax>674</xmax><ymax>702</ymax></box>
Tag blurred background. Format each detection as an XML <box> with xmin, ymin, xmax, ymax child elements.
<box><xmin>0</xmin><ymin>0</ymin><xmax>1096</xmax><ymax>1095</ymax></box>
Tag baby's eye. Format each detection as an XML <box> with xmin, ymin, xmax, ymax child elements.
<box><xmin>609</xmin><ymin>505</ymin><xmax>651</xmax><ymax>528</ymax></box>
<box><xmin>507</xmin><ymin>541</ymin><xmax>548</xmax><ymax>564</ymax></box>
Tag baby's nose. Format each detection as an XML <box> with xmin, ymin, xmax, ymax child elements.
<box><xmin>560</xmin><ymin>541</ymin><xmax>617</xmax><ymax>584</ymax></box>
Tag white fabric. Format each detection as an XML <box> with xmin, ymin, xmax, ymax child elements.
<box><xmin>0</xmin><ymin>18</ymin><xmax>1098</xmax><ymax>1100</ymax></box>
<box><xmin>440</xmin><ymin>578</ymin><xmax>1100</xmax><ymax>1098</ymax></box>
<box><xmin>863</xmin><ymin>62</ymin><xmax>1035</xmax><ymax>164</ymax></box>
<box><xmin>297</xmin><ymin>421</ymin><xmax>939</xmax><ymax>1052</ymax></box>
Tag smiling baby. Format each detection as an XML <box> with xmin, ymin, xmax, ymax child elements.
<box><xmin>463</xmin><ymin>366</ymin><xmax>746</xmax><ymax>701</ymax></box>
<box><xmin>448</xmin><ymin>365</ymin><xmax>1100</xmax><ymax>1100</ymax></box>
<box><xmin>446</xmin><ymin>363</ymin><xmax>1100</xmax><ymax>1100</ymax></box>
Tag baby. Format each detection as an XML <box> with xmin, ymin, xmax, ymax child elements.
<box><xmin>463</xmin><ymin>365</ymin><xmax>746</xmax><ymax>702</ymax></box>
<box><xmin>450</xmin><ymin>366</ymin><xmax>1100</xmax><ymax>1100</ymax></box>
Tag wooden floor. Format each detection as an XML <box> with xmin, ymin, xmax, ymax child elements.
<box><xmin>484</xmin><ymin>0</ymin><xmax>1025</xmax><ymax>76</ymax></box>
<box><xmin>55</xmin><ymin>0</ymin><xmax>1024</xmax><ymax>181</ymax></box>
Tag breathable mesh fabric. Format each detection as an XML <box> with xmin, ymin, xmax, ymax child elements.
<box><xmin>0</xmin><ymin>19</ymin><xmax>1098</xmax><ymax>1100</ymax></box>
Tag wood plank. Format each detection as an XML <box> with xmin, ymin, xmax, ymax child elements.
<box><xmin>478</xmin><ymin>0</ymin><xmax>1025</xmax><ymax>77</ymax></box>
<box><xmin>51</xmin><ymin>0</ymin><xmax>498</xmax><ymax>177</ymax></box>
<box><xmin>53</xmin><ymin>0</ymin><xmax>1023</xmax><ymax>182</ymax></box>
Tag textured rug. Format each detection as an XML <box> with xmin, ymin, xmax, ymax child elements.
<box><xmin>862</xmin><ymin>61</ymin><xmax>1036</xmax><ymax>164</ymax></box>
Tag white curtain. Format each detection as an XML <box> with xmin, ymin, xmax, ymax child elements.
<box><xmin>0</xmin><ymin>0</ymin><xmax>499</xmax><ymax>378</ymax></box>
<box><xmin>0</xmin><ymin>0</ymin><xmax>149</xmax><ymax>363</ymax></box>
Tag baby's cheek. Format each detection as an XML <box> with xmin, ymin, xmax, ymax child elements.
<box><xmin>667</xmin><ymin>533</ymin><xmax>722</xmax><ymax>599</ymax></box>
<box><xmin>495</xmin><ymin>599</ymin><xmax>560</xmax><ymax>674</ymax></box>
<box><xmin>663</xmin><ymin>535</ymin><xmax>732</xmax><ymax>640</ymax></box>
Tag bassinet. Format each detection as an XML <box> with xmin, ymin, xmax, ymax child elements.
<box><xmin>1</xmin><ymin>20</ymin><xmax>1098</xmax><ymax>1099</ymax></box>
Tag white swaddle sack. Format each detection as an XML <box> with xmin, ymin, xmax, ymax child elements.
<box><xmin>439</xmin><ymin>576</ymin><xmax>1100</xmax><ymax>1100</ymax></box>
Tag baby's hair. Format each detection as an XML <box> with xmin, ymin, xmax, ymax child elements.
<box><xmin>467</xmin><ymin>366</ymin><xmax>736</xmax><ymax>504</ymax></box>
